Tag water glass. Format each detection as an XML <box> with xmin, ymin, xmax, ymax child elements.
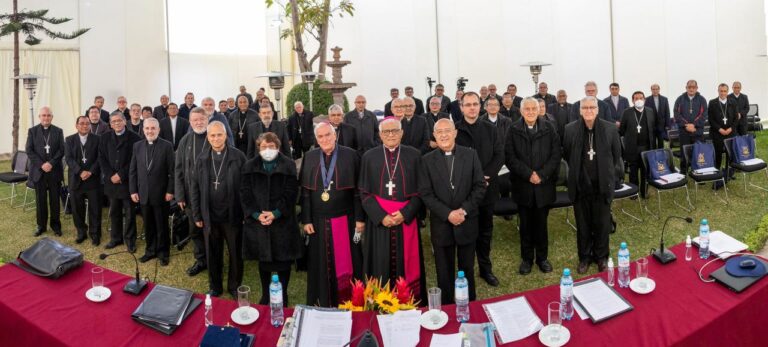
<box><xmin>547</xmin><ymin>302</ymin><xmax>562</xmax><ymax>342</ymax></box>
<box><xmin>427</xmin><ymin>287</ymin><xmax>442</xmax><ymax>323</ymax></box>
<box><xmin>91</xmin><ymin>267</ymin><xmax>104</xmax><ymax>298</ymax></box>
<box><xmin>237</xmin><ymin>285</ymin><xmax>251</xmax><ymax>319</ymax></box>
<box><xmin>636</xmin><ymin>258</ymin><xmax>649</xmax><ymax>288</ymax></box>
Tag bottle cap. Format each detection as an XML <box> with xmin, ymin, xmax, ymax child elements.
<box><xmin>686</xmin><ymin>235</ymin><xmax>692</xmax><ymax>245</ymax></box>
<box><xmin>563</xmin><ymin>268</ymin><xmax>571</xmax><ymax>276</ymax></box>
<box><xmin>620</xmin><ymin>242</ymin><xmax>627</xmax><ymax>249</ymax></box>
<box><xmin>607</xmin><ymin>258</ymin><xmax>614</xmax><ymax>267</ymax></box>
<box><xmin>272</xmin><ymin>274</ymin><xmax>279</xmax><ymax>282</ymax></box>
<box><xmin>205</xmin><ymin>294</ymin><xmax>212</xmax><ymax>305</ymax></box>
<box><xmin>458</xmin><ymin>270</ymin><xmax>465</xmax><ymax>278</ymax></box>
<box><xmin>701</xmin><ymin>219</ymin><xmax>708</xmax><ymax>225</ymax></box>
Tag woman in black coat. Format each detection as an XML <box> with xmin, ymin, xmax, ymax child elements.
<box><xmin>240</xmin><ymin>132</ymin><xmax>302</xmax><ymax>306</ymax></box>
<box><xmin>504</xmin><ymin>97</ymin><xmax>562</xmax><ymax>275</ymax></box>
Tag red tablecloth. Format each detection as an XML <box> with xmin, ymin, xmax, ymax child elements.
<box><xmin>1</xmin><ymin>243</ymin><xmax>766</xmax><ymax>346</ymax></box>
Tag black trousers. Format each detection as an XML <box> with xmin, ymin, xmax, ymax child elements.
<box><xmin>475</xmin><ymin>202</ymin><xmax>496</xmax><ymax>275</ymax></box>
<box><xmin>34</xmin><ymin>173</ymin><xmax>61</xmax><ymax>231</ymax></box>
<box><xmin>206</xmin><ymin>222</ymin><xmax>243</xmax><ymax>295</ymax></box>
<box><xmin>434</xmin><ymin>242</ymin><xmax>476</xmax><ymax>305</ymax></box>
<box><xmin>141</xmin><ymin>203</ymin><xmax>170</xmax><ymax>258</ymax></box>
<box><xmin>712</xmin><ymin>137</ymin><xmax>731</xmax><ymax>170</ymax></box>
<box><xmin>655</xmin><ymin>130</ymin><xmax>666</xmax><ymax>150</ymax></box>
<box><xmin>518</xmin><ymin>206</ymin><xmax>549</xmax><ymax>263</ymax></box>
<box><xmin>71</xmin><ymin>187</ymin><xmax>102</xmax><ymax>241</ymax></box>
<box><xmin>109</xmin><ymin>197</ymin><xmax>137</xmax><ymax>248</ymax></box>
<box><xmin>626</xmin><ymin>150</ymin><xmax>648</xmax><ymax>198</ymax></box>
<box><xmin>258</xmin><ymin>268</ymin><xmax>291</xmax><ymax>307</ymax></box>
<box><xmin>678</xmin><ymin>132</ymin><xmax>703</xmax><ymax>173</ymax></box>
<box><xmin>185</xmin><ymin>208</ymin><xmax>207</xmax><ymax>265</ymax></box>
<box><xmin>573</xmin><ymin>196</ymin><xmax>612</xmax><ymax>262</ymax></box>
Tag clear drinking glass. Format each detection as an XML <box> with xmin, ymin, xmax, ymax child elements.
<box><xmin>636</xmin><ymin>258</ymin><xmax>649</xmax><ymax>289</ymax></box>
<box><xmin>237</xmin><ymin>285</ymin><xmax>251</xmax><ymax>319</ymax></box>
<box><xmin>547</xmin><ymin>301</ymin><xmax>562</xmax><ymax>343</ymax></box>
<box><xmin>427</xmin><ymin>287</ymin><xmax>442</xmax><ymax>324</ymax></box>
<box><xmin>91</xmin><ymin>267</ymin><xmax>104</xmax><ymax>298</ymax></box>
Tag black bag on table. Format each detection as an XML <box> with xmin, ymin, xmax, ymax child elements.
<box><xmin>12</xmin><ymin>237</ymin><xmax>83</xmax><ymax>279</ymax></box>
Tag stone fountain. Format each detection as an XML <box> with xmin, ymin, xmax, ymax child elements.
<box><xmin>320</xmin><ymin>46</ymin><xmax>356</xmax><ymax>108</ymax></box>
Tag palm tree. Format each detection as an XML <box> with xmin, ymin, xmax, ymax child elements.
<box><xmin>0</xmin><ymin>0</ymin><xmax>89</xmax><ymax>154</ymax></box>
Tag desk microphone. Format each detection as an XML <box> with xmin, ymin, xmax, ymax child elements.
<box><xmin>99</xmin><ymin>251</ymin><xmax>147</xmax><ymax>295</ymax></box>
<box><xmin>653</xmin><ymin>215</ymin><xmax>693</xmax><ymax>264</ymax></box>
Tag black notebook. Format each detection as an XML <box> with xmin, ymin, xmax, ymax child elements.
<box><xmin>131</xmin><ymin>285</ymin><xmax>201</xmax><ymax>335</ymax></box>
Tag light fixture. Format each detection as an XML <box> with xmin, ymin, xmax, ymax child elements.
<box><xmin>12</xmin><ymin>74</ymin><xmax>45</xmax><ymax>126</ymax></box>
<box><xmin>521</xmin><ymin>62</ymin><xmax>551</xmax><ymax>94</ymax></box>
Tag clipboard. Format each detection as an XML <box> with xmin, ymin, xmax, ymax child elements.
<box><xmin>572</xmin><ymin>278</ymin><xmax>633</xmax><ymax>323</ymax></box>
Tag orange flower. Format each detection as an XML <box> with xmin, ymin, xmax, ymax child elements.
<box><xmin>395</xmin><ymin>277</ymin><xmax>412</xmax><ymax>304</ymax></box>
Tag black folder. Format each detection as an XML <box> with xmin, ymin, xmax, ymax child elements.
<box><xmin>131</xmin><ymin>285</ymin><xmax>201</xmax><ymax>335</ymax></box>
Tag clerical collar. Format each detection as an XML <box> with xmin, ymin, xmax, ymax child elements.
<box><xmin>688</xmin><ymin>95</ymin><xmax>695</xmax><ymax>100</ymax></box>
<box><xmin>487</xmin><ymin>114</ymin><xmax>498</xmax><ymax>122</ymax></box>
<box><xmin>42</xmin><ymin>125</ymin><xmax>50</xmax><ymax>130</ymax></box>
<box><xmin>442</xmin><ymin>146</ymin><xmax>455</xmax><ymax>156</ymax></box>
<box><xmin>131</xmin><ymin>119</ymin><xmax>141</xmax><ymax>125</ymax></box>
<box><xmin>79</xmin><ymin>134</ymin><xmax>88</xmax><ymax>143</ymax></box>
<box><xmin>385</xmin><ymin>145</ymin><xmax>399</xmax><ymax>152</ymax></box>
<box><xmin>116</xmin><ymin>130</ymin><xmax>125</xmax><ymax>136</ymax></box>
<box><xmin>719</xmin><ymin>98</ymin><xmax>727</xmax><ymax>104</ymax></box>
<box><xmin>214</xmin><ymin>147</ymin><xmax>226</xmax><ymax>155</ymax></box>
<box><xmin>239</xmin><ymin>110</ymin><xmax>248</xmax><ymax>114</ymax></box>
<box><xmin>148</xmin><ymin>141</ymin><xmax>154</xmax><ymax>145</ymax></box>
<box><xmin>733</xmin><ymin>93</ymin><xmax>740</xmax><ymax>97</ymax></box>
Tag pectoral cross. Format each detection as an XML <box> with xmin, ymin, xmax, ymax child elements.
<box><xmin>588</xmin><ymin>148</ymin><xmax>596</xmax><ymax>161</ymax></box>
<box><xmin>82</xmin><ymin>157</ymin><xmax>87</xmax><ymax>164</ymax></box>
<box><xmin>636</xmin><ymin>125</ymin><xmax>642</xmax><ymax>133</ymax></box>
<box><xmin>213</xmin><ymin>179</ymin><xmax>220</xmax><ymax>190</ymax></box>
<box><xmin>238</xmin><ymin>131</ymin><xmax>244</xmax><ymax>139</ymax></box>
<box><xmin>386</xmin><ymin>180</ymin><xmax>396</xmax><ymax>197</ymax></box>
<box><xmin>723</xmin><ymin>116</ymin><xmax>727</xmax><ymax>124</ymax></box>
<box><xmin>44</xmin><ymin>145</ymin><xmax>50</xmax><ymax>154</ymax></box>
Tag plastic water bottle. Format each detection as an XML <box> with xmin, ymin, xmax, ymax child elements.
<box><xmin>270</xmin><ymin>274</ymin><xmax>285</xmax><ymax>327</ymax></box>
<box><xmin>685</xmin><ymin>235</ymin><xmax>693</xmax><ymax>261</ymax></box>
<box><xmin>455</xmin><ymin>271</ymin><xmax>470</xmax><ymax>322</ymax></box>
<box><xmin>618</xmin><ymin>242</ymin><xmax>631</xmax><ymax>288</ymax></box>
<box><xmin>559</xmin><ymin>268</ymin><xmax>574</xmax><ymax>320</ymax></box>
<box><xmin>204</xmin><ymin>294</ymin><xmax>213</xmax><ymax>327</ymax></box>
<box><xmin>699</xmin><ymin>219</ymin><xmax>710</xmax><ymax>259</ymax></box>
<box><xmin>606</xmin><ymin>258</ymin><xmax>615</xmax><ymax>287</ymax></box>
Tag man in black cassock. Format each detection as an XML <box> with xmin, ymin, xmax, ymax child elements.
<box><xmin>480</xmin><ymin>98</ymin><xmax>513</xmax><ymax>143</ymax></box>
<box><xmin>395</xmin><ymin>98</ymin><xmax>431</xmax><ymax>154</ymax></box>
<box><xmin>288</xmin><ymin>101</ymin><xmax>316</xmax><ymax>159</ymax></box>
<box><xmin>500</xmin><ymin>93</ymin><xmax>522</xmax><ymax>122</ymax></box>
<box><xmin>619</xmin><ymin>92</ymin><xmax>657</xmax><ymax>198</ymax></box>
<box><xmin>343</xmin><ymin>95</ymin><xmax>380</xmax><ymax>155</ymax></box>
<box><xmin>383</xmin><ymin>88</ymin><xmax>399</xmax><ymax>117</ymax></box>
<box><xmin>532</xmin><ymin>82</ymin><xmax>557</xmax><ymax>105</ymax></box>
<box><xmin>546</xmin><ymin>90</ymin><xmax>571</xmax><ymax>142</ymax></box>
<box><xmin>359</xmin><ymin>117</ymin><xmax>427</xmax><ymax>304</ymax></box>
<box><xmin>65</xmin><ymin>116</ymin><xmax>102</xmax><ymax>245</ymax></box>
<box><xmin>710</xmin><ymin>83</ymin><xmax>739</xmax><ymax>184</ymax></box>
<box><xmin>87</xmin><ymin>106</ymin><xmax>110</xmax><ymax>136</ymax></box>
<box><xmin>728</xmin><ymin>81</ymin><xmax>750</xmax><ymax>136</ymax></box>
<box><xmin>153</xmin><ymin>95</ymin><xmax>169</xmax><ymax>120</ymax></box>
<box><xmin>229</xmin><ymin>95</ymin><xmax>261</xmax><ymax>153</ymax></box>
<box><xmin>318</xmin><ymin>104</ymin><xmax>358</xmax><ymax>150</ymax></box>
<box><xmin>174</xmin><ymin>108</ymin><xmax>211</xmax><ymax>276</ymax></box>
<box><xmin>455</xmin><ymin>92</ymin><xmax>504</xmax><ymax>287</ymax></box>
<box><xmin>101</xmin><ymin>112</ymin><xmax>141</xmax><ymax>252</ymax></box>
<box><xmin>159</xmin><ymin>104</ymin><xmax>190</xmax><ymax>151</ymax></box>
<box><xmin>404</xmin><ymin>86</ymin><xmax>425</xmax><ymax>116</ymax></box>
<box><xmin>27</xmin><ymin>107</ymin><xmax>64</xmax><ymax>237</ymax></box>
<box><xmin>447</xmin><ymin>90</ymin><xmax>464</xmax><ymax>123</ymax></box>
<box><xmin>246</xmin><ymin>105</ymin><xmax>291</xmax><ymax>159</ymax></box>
<box><xmin>130</xmin><ymin>118</ymin><xmax>175</xmax><ymax>266</ymax></box>
<box><xmin>300</xmin><ymin>122</ymin><xmax>364</xmax><ymax>307</ymax></box>
<box><xmin>190</xmin><ymin>121</ymin><xmax>247</xmax><ymax>298</ymax></box>
<box><xmin>423</xmin><ymin>97</ymin><xmax>451</xmax><ymax>151</ymax></box>
<box><xmin>506</xmin><ymin>84</ymin><xmax>523</xmax><ymax>108</ymax></box>
<box><xmin>84</xmin><ymin>96</ymin><xmax>110</xmax><ymax>123</ymax></box>
<box><xmin>419</xmin><ymin>118</ymin><xmax>486</xmax><ymax>304</ymax></box>
<box><xmin>563</xmin><ymin>96</ymin><xmax>623</xmax><ymax>274</ymax></box>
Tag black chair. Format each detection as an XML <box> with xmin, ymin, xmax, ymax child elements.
<box><xmin>667</xmin><ymin>128</ymin><xmax>683</xmax><ymax>161</ymax></box>
<box><xmin>682</xmin><ymin>144</ymin><xmax>728</xmax><ymax>204</ymax></box>
<box><xmin>641</xmin><ymin>148</ymin><xmax>693</xmax><ymax>218</ymax></box>
<box><xmin>724</xmin><ymin>137</ymin><xmax>768</xmax><ymax>193</ymax></box>
<box><xmin>612</xmin><ymin>183</ymin><xmax>643</xmax><ymax>222</ymax></box>
<box><xmin>747</xmin><ymin>104</ymin><xmax>762</xmax><ymax>132</ymax></box>
<box><xmin>548</xmin><ymin>159</ymin><xmax>575</xmax><ymax>230</ymax></box>
<box><xmin>0</xmin><ymin>151</ymin><xmax>29</xmax><ymax>207</ymax></box>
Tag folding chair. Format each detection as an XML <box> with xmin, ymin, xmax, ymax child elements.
<box><xmin>724</xmin><ymin>137</ymin><xmax>768</xmax><ymax>193</ymax></box>
<box><xmin>612</xmin><ymin>183</ymin><xmax>643</xmax><ymax>222</ymax></box>
<box><xmin>0</xmin><ymin>151</ymin><xmax>29</xmax><ymax>207</ymax></box>
<box><xmin>549</xmin><ymin>159</ymin><xmax>575</xmax><ymax>230</ymax></box>
<box><xmin>493</xmin><ymin>172</ymin><xmax>519</xmax><ymax>230</ymax></box>
<box><xmin>641</xmin><ymin>148</ymin><xmax>693</xmax><ymax>219</ymax></box>
<box><xmin>682</xmin><ymin>144</ymin><xmax>728</xmax><ymax>204</ymax></box>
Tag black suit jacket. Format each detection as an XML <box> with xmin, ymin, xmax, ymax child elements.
<box><xmin>646</xmin><ymin>95</ymin><xmax>671</xmax><ymax>136</ymax></box>
<box><xmin>153</xmin><ymin>105</ymin><xmax>168</xmax><ymax>120</ymax></box>
<box><xmin>343</xmin><ymin>110</ymin><xmax>380</xmax><ymax>153</ymax></box>
<box><xmin>129</xmin><ymin>138</ymin><xmax>175</xmax><ymax>205</ymax></box>
<box><xmin>505</xmin><ymin>117</ymin><xmax>561</xmax><ymax>208</ymax></box>
<box><xmin>456</xmin><ymin>118</ymin><xmax>504</xmax><ymax>205</ymax></box>
<box><xmin>418</xmin><ymin>145</ymin><xmax>486</xmax><ymax>246</ymax></box>
<box><xmin>384</xmin><ymin>100</ymin><xmax>394</xmax><ymax>117</ymax></box>
<box><xmin>245</xmin><ymin>120</ymin><xmax>292</xmax><ymax>159</ymax></box>
<box><xmin>159</xmin><ymin>116</ymin><xmax>190</xmax><ymax>150</ymax></box>
<box><xmin>64</xmin><ymin>133</ymin><xmax>101</xmax><ymax>191</ymax></box>
<box><xmin>401</xmin><ymin>115</ymin><xmax>431</xmax><ymax>154</ymax></box>
<box><xmin>99</xmin><ymin>130</ymin><xmax>141</xmax><ymax>198</ymax></box>
<box><xmin>25</xmin><ymin>124</ymin><xmax>65</xmax><ymax>185</ymax></box>
<box><xmin>619</xmin><ymin>107</ymin><xmax>657</xmax><ymax>157</ymax></box>
<box><xmin>562</xmin><ymin>118</ymin><xmax>623</xmax><ymax>202</ymax></box>
<box><xmin>569</xmin><ymin>99</ymin><xmax>612</xmax><ymax>123</ymax></box>
<box><xmin>412</xmin><ymin>97</ymin><xmax>425</xmax><ymax>116</ymax></box>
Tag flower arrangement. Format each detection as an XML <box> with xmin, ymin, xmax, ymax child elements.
<box><xmin>339</xmin><ymin>277</ymin><xmax>418</xmax><ymax>314</ymax></box>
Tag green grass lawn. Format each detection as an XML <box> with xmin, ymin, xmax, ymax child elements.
<box><xmin>1</xmin><ymin>131</ymin><xmax>767</xmax><ymax>306</ymax></box>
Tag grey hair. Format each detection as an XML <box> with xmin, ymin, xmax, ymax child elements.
<box><xmin>433</xmin><ymin>117</ymin><xmax>455</xmax><ymax>132</ymax></box>
<box><xmin>207</xmin><ymin>120</ymin><xmax>227</xmax><ymax>133</ymax></box>
<box><xmin>202</xmin><ymin>96</ymin><xmax>215</xmax><ymax>104</ymax></box>
<box><xmin>328</xmin><ymin>104</ymin><xmax>344</xmax><ymax>114</ymax></box>
<box><xmin>109</xmin><ymin>112</ymin><xmax>126</xmax><ymax>121</ymax></box>
<box><xmin>520</xmin><ymin>97</ymin><xmax>540</xmax><ymax>112</ymax></box>
<box><xmin>143</xmin><ymin>117</ymin><xmax>159</xmax><ymax>127</ymax></box>
<box><xmin>580</xmin><ymin>96</ymin><xmax>598</xmax><ymax>105</ymax></box>
<box><xmin>110</xmin><ymin>110</ymin><xmax>124</xmax><ymax>117</ymax></box>
<box><xmin>294</xmin><ymin>101</ymin><xmax>304</xmax><ymax>108</ymax></box>
<box><xmin>378</xmin><ymin>117</ymin><xmax>402</xmax><ymax>132</ymax></box>
<box><xmin>313</xmin><ymin>121</ymin><xmax>334</xmax><ymax>136</ymax></box>
<box><xmin>190</xmin><ymin>107</ymin><xmax>206</xmax><ymax>116</ymax></box>
<box><xmin>584</xmin><ymin>81</ymin><xmax>597</xmax><ymax>88</ymax></box>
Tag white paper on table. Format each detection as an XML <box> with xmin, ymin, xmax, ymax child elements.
<box><xmin>693</xmin><ymin>230</ymin><xmax>748</xmax><ymax>259</ymax></box>
<box><xmin>741</xmin><ymin>158</ymin><xmax>765</xmax><ymax>166</ymax></box>
<box><xmin>296</xmin><ymin>310</ymin><xmax>353</xmax><ymax>347</ymax></box>
<box><xmin>429</xmin><ymin>333</ymin><xmax>463</xmax><ymax>347</ymax></box>
<box><xmin>572</xmin><ymin>279</ymin><xmax>631</xmax><ymax>322</ymax></box>
<box><xmin>693</xmin><ymin>167</ymin><xmax>719</xmax><ymax>174</ymax></box>
<box><xmin>482</xmin><ymin>296</ymin><xmax>543</xmax><ymax>344</ymax></box>
<box><xmin>377</xmin><ymin>310</ymin><xmax>421</xmax><ymax>347</ymax></box>
<box><xmin>572</xmin><ymin>300</ymin><xmax>589</xmax><ymax>320</ymax></box>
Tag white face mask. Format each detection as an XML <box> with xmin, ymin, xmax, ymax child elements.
<box><xmin>634</xmin><ymin>99</ymin><xmax>645</xmax><ymax>109</ymax></box>
<box><xmin>260</xmin><ymin>148</ymin><xmax>279</xmax><ymax>161</ymax></box>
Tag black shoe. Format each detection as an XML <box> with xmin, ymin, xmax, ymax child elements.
<box><xmin>597</xmin><ymin>259</ymin><xmax>608</xmax><ymax>272</ymax></box>
<box><xmin>537</xmin><ymin>260</ymin><xmax>553</xmax><ymax>273</ymax></box>
<box><xmin>481</xmin><ymin>272</ymin><xmax>500</xmax><ymax>286</ymax></box>
<box><xmin>139</xmin><ymin>254</ymin><xmax>156</xmax><ymax>263</ymax></box>
<box><xmin>207</xmin><ymin>289</ymin><xmax>222</xmax><ymax>297</ymax></box>
<box><xmin>52</xmin><ymin>229</ymin><xmax>63</xmax><ymax>236</ymax></box>
<box><xmin>519</xmin><ymin>261</ymin><xmax>533</xmax><ymax>275</ymax></box>
<box><xmin>91</xmin><ymin>239</ymin><xmax>100</xmax><ymax>247</ymax></box>
<box><xmin>186</xmin><ymin>262</ymin><xmax>206</xmax><ymax>276</ymax></box>
<box><xmin>75</xmin><ymin>235</ymin><xmax>87</xmax><ymax>244</ymax></box>
<box><xmin>127</xmin><ymin>244</ymin><xmax>137</xmax><ymax>253</ymax></box>
<box><xmin>577</xmin><ymin>261</ymin><xmax>590</xmax><ymax>274</ymax></box>
<box><xmin>33</xmin><ymin>228</ymin><xmax>45</xmax><ymax>237</ymax></box>
<box><xmin>104</xmin><ymin>241</ymin><xmax>123</xmax><ymax>250</ymax></box>
<box><xmin>160</xmin><ymin>258</ymin><xmax>169</xmax><ymax>267</ymax></box>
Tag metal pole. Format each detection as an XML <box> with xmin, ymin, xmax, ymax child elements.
<box><xmin>29</xmin><ymin>91</ymin><xmax>35</xmax><ymax>127</ymax></box>
<box><xmin>608</xmin><ymin>0</ymin><xmax>616</xmax><ymax>82</ymax></box>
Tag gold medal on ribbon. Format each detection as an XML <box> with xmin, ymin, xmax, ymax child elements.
<box><xmin>321</xmin><ymin>190</ymin><xmax>330</xmax><ymax>202</ymax></box>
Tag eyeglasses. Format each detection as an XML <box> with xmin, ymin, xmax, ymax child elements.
<box><xmin>434</xmin><ymin>129</ymin><xmax>454</xmax><ymax>135</ymax></box>
<box><xmin>381</xmin><ymin>129</ymin><xmax>402</xmax><ymax>136</ymax></box>
<box><xmin>580</xmin><ymin>106</ymin><xmax>598</xmax><ymax>110</ymax></box>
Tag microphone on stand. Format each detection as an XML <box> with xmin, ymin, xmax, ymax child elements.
<box><xmin>99</xmin><ymin>251</ymin><xmax>147</xmax><ymax>295</ymax></box>
<box><xmin>652</xmin><ymin>215</ymin><xmax>693</xmax><ymax>264</ymax></box>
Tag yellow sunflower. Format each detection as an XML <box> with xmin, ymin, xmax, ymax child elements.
<box><xmin>338</xmin><ymin>301</ymin><xmax>364</xmax><ymax>312</ymax></box>
<box><xmin>375</xmin><ymin>291</ymin><xmax>400</xmax><ymax>314</ymax></box>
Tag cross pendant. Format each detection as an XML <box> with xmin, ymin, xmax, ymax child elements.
<box><xmin>723</xmin><ymin>117</ymin><xmax>727</xmax><ymax>124</ymax></box>
<box><xmin>213</xmin><ymin>180</ymin><xmax>220</xmax><ymax>190</ymax></box>
<box><xmin>82</xmin><ymin>157</ymin><xmax>87</xmax><ymax>164</ymax></box>
<box><xmin>386</xmin><ymin>180</ymin><xmax>396</xmax><ymax>196</ymax></box>
<box><xmin>239</xmin><ymin>131</ymin><xmax>244</xmax><ymax>139</ymax></box>
<box><xmin>44</xmin><ymin>145</ymin><xmax>50</xmax><ymax>154</ymax></box>
<box><xmin>588</xmin><ymin>148</ymin><xmax>596</xmax><ymax>161</ymax></box>
<box><xmin>636</xmin><ymin>125</ymin><xmax>642</xmax><ymax>133</ymax></box>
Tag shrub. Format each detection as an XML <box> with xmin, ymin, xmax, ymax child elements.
<box><xmin>743</xmin><ymin>214</ymin><xmax>768</xmax><ymax>252</ymax></box>
<box><xmin>284</xmin><ymin>79</ymin><xmax>349</xmax><ymax>116</ymax></box>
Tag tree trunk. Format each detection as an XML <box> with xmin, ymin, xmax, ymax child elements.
<box><xmin>11</xmin><ymin>0</ymin><xmax>19</xmax><ymax>155</ymax></box>
<box><xmin>316</xmin><ymin>0</ymin><xmax>331</xmax><ymax>77</ymax></box>
<box><xmin>289</xmin><ymin>0</ymin><xmax>311</xmax><ymax>81</ymax></box>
